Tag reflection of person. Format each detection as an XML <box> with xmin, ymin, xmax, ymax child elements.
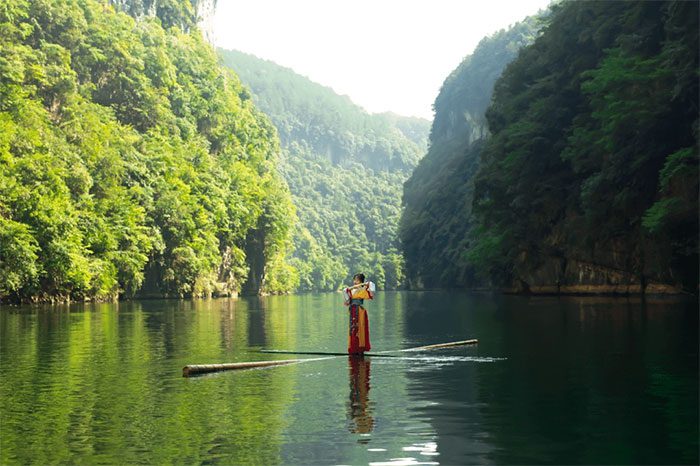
<box><xmin>347</xmin><ymin>356</ymin><xmax>374</xmax><ymax>434</ymax></box>
<box><xmin>343</xmin><ymin>273</ymin><xmax>374</xmax><ymax>354</ymax></box>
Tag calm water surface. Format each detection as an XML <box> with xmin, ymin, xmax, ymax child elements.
<box><xmin>1</xmin><ymin>292</ymin><xmax>697</xmax><ymax>465</ymax></box>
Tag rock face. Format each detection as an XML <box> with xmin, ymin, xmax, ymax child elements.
<box><xmin>400</xmin><ymin>17</ymin><xmax>544</xmax><ymax>291</ymax></box>
<box><xmin>195</xmin><ymin>0</ymin><xmax>217</xmax><ymax>43</ymax></box>
<box><xmin>109</xmin><ymin>0</ymin><xmax>217</xmax><ymax>35</ymax></box>
<box><xmin>507</xmin><ymin>239</ymin><xmax>685</xmax><ymax>295</ymax></box>
<box><xmin>510</xmin><ymin>257</ymin><xmax>682</xmax><ymax>295</ymax></box>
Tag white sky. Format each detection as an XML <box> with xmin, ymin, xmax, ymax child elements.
<box><xmin>213</xmin><ymin>0</ymin><xmax>551</xmax><ymax>120</ymax></box>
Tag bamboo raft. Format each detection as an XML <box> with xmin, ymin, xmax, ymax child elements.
<box><xmin>182</xmin><ymin>338</ymin><xmax>478</xmax><ymax>377</ymax></box>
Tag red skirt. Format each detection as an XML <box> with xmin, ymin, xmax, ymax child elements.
<box><xmin>348</xmin><ymin>304</ymin><xmax>371</xmax><ymax>354</ymax></box>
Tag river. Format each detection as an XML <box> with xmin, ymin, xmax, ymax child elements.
<box><xmin>1</xmin><ymin>292</ymin><xmax>697</xmax><ymax>465</ymax></box>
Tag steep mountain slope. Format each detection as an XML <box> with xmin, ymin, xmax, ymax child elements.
<box><xmin>470</xmin><ymin>0</ymin><xmax>698</xmax><ymax>293</ymax></box>
<box><xmin>0</xmin><ymin>0</ymin><xmax>294</xmax><ymax>302</ymax></box>
<box><xmin>400</xmin><ymin>16</ymin><xmax>543</xmax><ymax>289</ymax></box>
<box><xmin>219</xmin><ymin>49</ymin><xmax>430</xmax><ymax>290</ymax></box>
<box><xmin>401</xmin><ymin>1</ymin><xmax>698</xmax><ymax>294</ymax></box>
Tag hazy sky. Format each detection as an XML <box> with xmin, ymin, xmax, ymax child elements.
<box><xmin>213</xmin><ymin>0</ymin><xmax>551</xmax><ymax>120</ymax></box>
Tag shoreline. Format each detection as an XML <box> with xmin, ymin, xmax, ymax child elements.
<box><xmin>2</xmin><ymin>285</ymin><xmax>696</xmax><ymax>306</ymax></box>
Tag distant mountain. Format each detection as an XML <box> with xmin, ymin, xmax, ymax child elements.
<box><xmin>219</xmin><ymin>49</ymin><xmax>430</xmax><ymax>290</ymax></box>
<box><xmin>400</xmin><ymin>15</ymin><xmax>543</xmax><ymax>289</ymax></box>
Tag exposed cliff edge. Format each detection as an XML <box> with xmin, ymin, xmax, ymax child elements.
<box><xmin>400</xmin><ymin>16</ymin><xmax>543</xmax><ymax>290</ymax></box>
<box><xmin>401</xmin><ymin>2</ymin><xmax>698</xmax><ymax>295</ymax></box>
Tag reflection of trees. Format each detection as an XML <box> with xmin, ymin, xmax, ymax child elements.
<box><xmin>245</xmin><ymin>296</ymin><xmax>267</xmax><ymax>347</ymax></box>
<box><xmin>347</xmin><ymin>356</ymin><xmax>374</xmax><ymax>435</ymax></box>
<box><xmin>0</xmin><ymin>299</ymin><xmax>298</xmax><ymax>464</ymax></box>
<box><xmin>474</xmin><ymin>297</ymin><xmax>698</xmax><ymax>464</ymax></box>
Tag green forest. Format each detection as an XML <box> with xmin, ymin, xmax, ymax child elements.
<box><xmin>1</xmin><ymin>0</ymin><xmax>697</xmax><ymax>301</ymax></box>
<box><xmin>402</xmin><ymin>1</ymin><xmax>698</xmax><ymax>294</ymax></box>
<box><xmin>401</xmin><ymin>15</ymin><xmax>543</xmax><ymax>289</ymax></box>
<box><xmin>0</xmin><ymin>0</ymin><xmax>296</xmax><ymax>302</ymax></box>
<box><xmin>218</xmin><ymin>49</ymin><xmax>429</xmax><ymax>291</ymax></box>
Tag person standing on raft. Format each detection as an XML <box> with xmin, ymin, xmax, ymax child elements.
<box><xmin>344</xmin><ymin>273</ymin><xmax>375</xmax><ymax>355</ymax></box>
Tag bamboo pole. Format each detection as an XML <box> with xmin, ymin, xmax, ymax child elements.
<box><xmin>258</xmin><ymin>350</ymin><xmax>402</xmax><ymax>358</ymax></box>
<box><xmin>258</xmin><ymin>339</ymin><xmax>479</xmax><ymax>358</ymax></box>
<box><xmin>182</xmin><ymin>358</ymin><xmax>327</xmax><ymax>377</ymax></box>
<box><xmin>258</xmin><ymin>350</ymin><xmax>352</xmax><ymax>357</ymax></box>
<box><xmin>389</xmin><ymin>339</ymin><xmax>478</xmax><ymax>352</ymax></box>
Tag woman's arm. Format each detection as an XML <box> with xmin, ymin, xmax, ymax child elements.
<box><xmin>347</xmin><ymin>282</ymin><xmax>370</xmax><ymax>290</ymax></box>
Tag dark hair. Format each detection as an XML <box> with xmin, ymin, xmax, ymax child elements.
<box><xmin>353</xmin><ymin>273</ymin><xmax>365</xmax><ymax>282</ymax></box>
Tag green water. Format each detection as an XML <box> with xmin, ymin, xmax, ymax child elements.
<box><xmin>1</xmin><ymin>292</ymin><xmax>697</xmax><ymax>465</ymax></box>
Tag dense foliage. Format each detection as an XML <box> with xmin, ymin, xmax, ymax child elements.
<box><xmin>402</xmin><ymin>0</ymin><xmax>698</xmax><ymax>293</ymax></box>
<box><xmin>400</xmin><ymin>17</ymin><xmax>542</xmax><ymax>288</ymax></box>
<box><xmin>0</xmin><ymin>0</ymin><xmax>296</xmax><ymax>302</ymax></box>
<box><xmin>471</xmin><ymin>0</ymin><xmax>698</xmax><ymax>292</ymax></box>
<box><xmin>219</xmin><ymin>49</ymin><xmax>430</xmax><ymax>291</ymax></box>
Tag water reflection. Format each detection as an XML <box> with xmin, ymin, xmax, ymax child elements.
<box><xmin>246</xmin><ymin>297</ymin><xmax>267</xmax><ymax>347</ymax></box>
<box><xmin>1</xmin><ymin>293</ymin><xmax>695</xmax><ymax>465</ymax></box>
<box><xmin>347</xmin><ymin>356</ymin><xmax>374</xmax><ymax>435</ymax></box>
